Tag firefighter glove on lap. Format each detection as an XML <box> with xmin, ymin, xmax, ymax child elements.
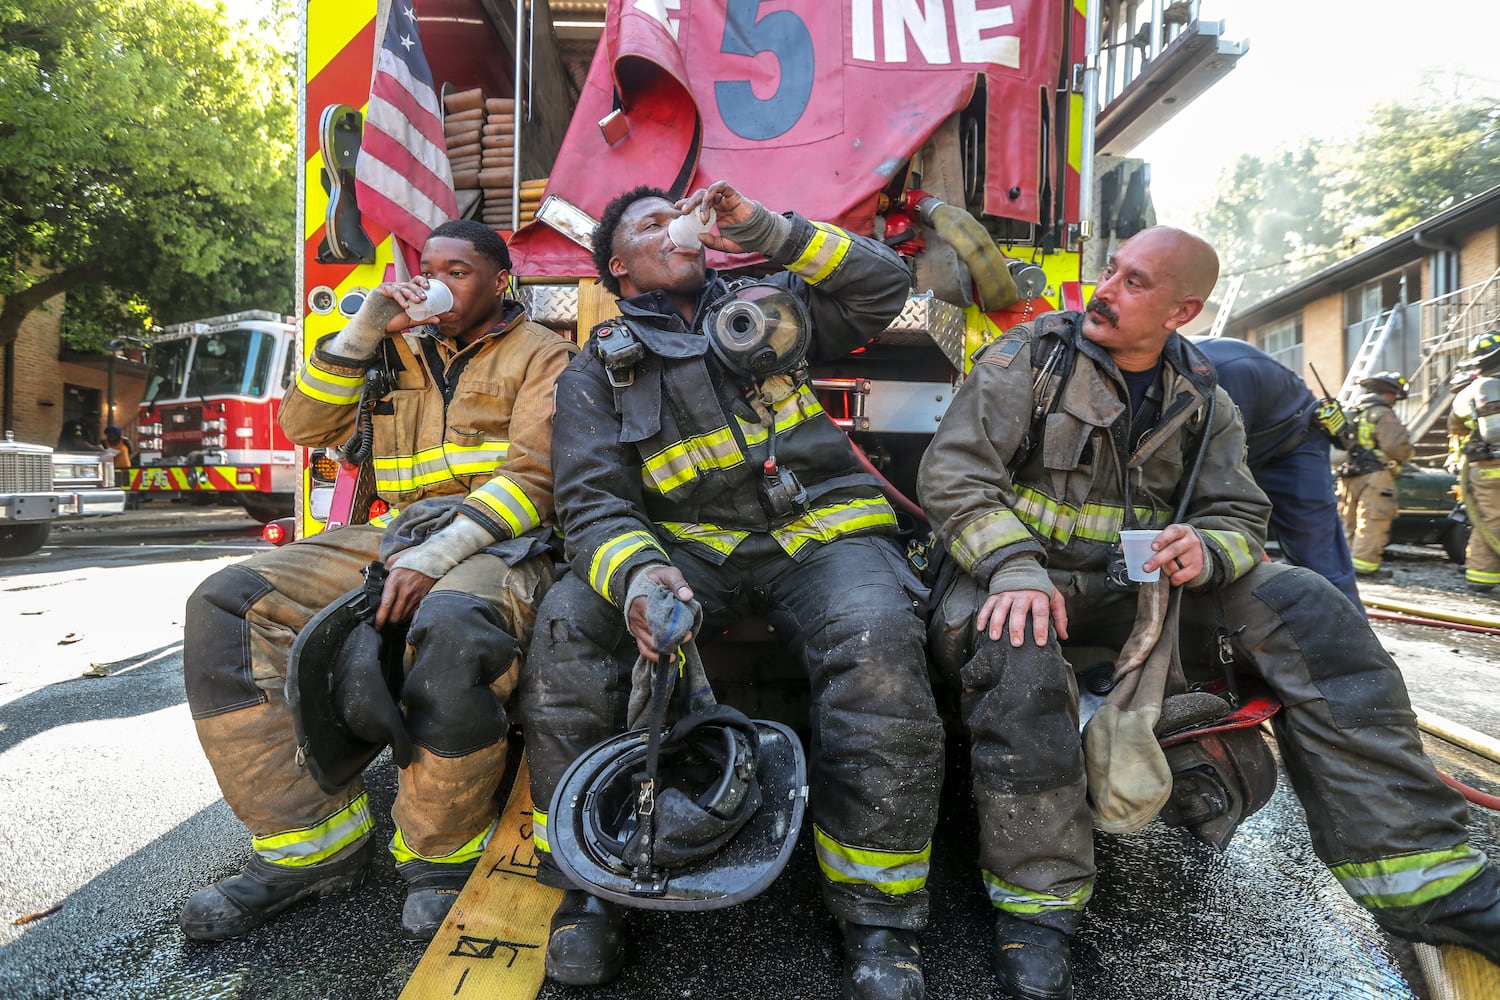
<box><xmin>391</xmin><ymin>514</ymin><xmax>494</xmax><ymax>580</ymax></box>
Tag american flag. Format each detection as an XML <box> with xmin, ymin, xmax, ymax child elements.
<box><xmin>355</xmin><ymin>0</ymin><xmax>457</xmax><ymax>276</ymax></box>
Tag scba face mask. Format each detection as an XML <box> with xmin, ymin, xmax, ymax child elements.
<box><xmin>702</xmin><ymin>281</ymin><xmax>812</xmax><ymax>382</ymax></box>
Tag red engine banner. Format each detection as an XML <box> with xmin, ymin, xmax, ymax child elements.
<box><xmin>509</xmin><ymin>0</ymin><xmax>1064</xmax><ymax>276</ymax></box>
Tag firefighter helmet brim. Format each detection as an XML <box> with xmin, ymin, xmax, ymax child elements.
<box><xmin>1358</xmin><ymin>370</ymin><xmax>1410</xmax><ymax>400</ymax></box>
<box><xmin>286</xmin><ymin>581</ymin><xmax>411</xmax><ymax>795</ymax></box>
<box><xmin>549</xmin><ymin>713</ymin><xmax>807</xmax><ymax>912</ymax></box>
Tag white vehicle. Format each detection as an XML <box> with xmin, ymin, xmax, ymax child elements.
<box><xmin>0</xmin><ymin>432</ymin><xmax>125</xmax><ymax>558</ymax></box>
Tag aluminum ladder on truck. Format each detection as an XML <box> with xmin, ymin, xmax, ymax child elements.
<box><xmin>1337</xmin><ymin>307</ymin><xmax>1400</xmax><ymax>405</ymax></box>
<box><xmin>1203</xmin><ymin>273</ymin><xmax>1245</xmax><ymax>338</ymax></box>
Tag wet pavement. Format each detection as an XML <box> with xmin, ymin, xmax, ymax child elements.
<box><xmin>1</xmin><ymin>513</ymin><xmax>1497</xmax><ymax>999</ymax></box>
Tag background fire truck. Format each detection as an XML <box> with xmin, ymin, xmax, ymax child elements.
<box><xmin>131</xmin><ymin>310</ymin><xmax>299</xmax><ymax>523</ymax></box>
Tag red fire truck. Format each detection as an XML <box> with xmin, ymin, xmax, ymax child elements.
<box><xmin>130</xmin><ymin>310</ymin><xmax>299</xmax><ymax>523</ymax></box>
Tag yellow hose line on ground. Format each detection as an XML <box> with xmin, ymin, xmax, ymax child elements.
<box><xmin>400</xmin><ymin>753</ymin><xmax>560</xmax><ymax>1000</ymax></box>
<box><xmin>1414</xmin><ymin>710</ymin><xmax>1500</xmax><ymax>766</ymax></box>
<box><xmin>1363</xmin><ymin>596</ymin><xmax>1500</xmax><ymax>629</ymax></box>
<box><xmin>1416</xmin><ymin>941</ymin><xmax>1500</xmax><ymax>1000</ymax></box>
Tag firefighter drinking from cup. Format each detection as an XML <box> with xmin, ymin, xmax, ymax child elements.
<box><xmin>1449</xmin><ymin>330</ymin><xmax>1500</xmax><ymax>593</ymax></box>
<box><xmin>918</xmin><ymin>227</ymin><xmax>1500</xmax><ymax>1000</ymax></box>
<box><xmin>1337</xmin><ymin>370</ymin><xmax>1414</xmax><ymax>578</ymax></box>
<box><xmin>520</xmin><ymin>181</ymin><xmax>944</xmax><ymax>1000</ymax></box>
<box><xmin>179</xmin><ymin>220</ymin><xmax>576</xmax><ymax>941</ymax></box>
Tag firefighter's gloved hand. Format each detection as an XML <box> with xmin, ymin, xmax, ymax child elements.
<box><xmin>332</xmin><ymin>619</ymin><xmax>412</xmax><ymax>768</ymax></box>
<box><xmin>327</xmin><ymin>291</ymin><xmax>405</xmax><ymax>360</ymax></box>
<box><xmin>625</xmin><ymin>564</ymin><xmax>696</xmax><ymax>663</ymax></box>
<box><xmin>390</xmin><ymin>513</ymin><xmax>494</xmax><ymax>581</ymax></box>
<box><xmin>717</xmin><ymin>197</ymin><xmax>794</xmax><ymax>259</ymax></box>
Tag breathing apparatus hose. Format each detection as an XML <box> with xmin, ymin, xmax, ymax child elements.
<box><xmin>849</xmin><ymin>440</ymin><xmax>926</xmax><ymax>522</ymax></box>
<box><xmin>912</xmin><ymin>196</ymin><xmax>1019</xmax><ymax>312</ymax></box>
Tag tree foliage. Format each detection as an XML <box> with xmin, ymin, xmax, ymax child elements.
<box><xmin>0</xmin><ymin>0</ymin><xmax>296</xmax><ymax>353</ymax></box>
<box><xmin>1197</xmin><ymin>84</ymin><xmax>1500</xmax><ymax>312</ymax></box>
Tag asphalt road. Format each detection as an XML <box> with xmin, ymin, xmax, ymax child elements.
<box><xmin>1</xmin><ymin>510</ymin><xmax>1496</xmax><ymax>999</ymax></box>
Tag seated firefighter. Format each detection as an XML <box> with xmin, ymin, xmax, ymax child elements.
<box><xmin>180</xmin><ymin>220</ymin><xmax>576</xmax><ymax>941</ymax></box>
<box><xmin>917</xmin><ymin>226</ymin><xmax>1500</xmax><ymax>1000</ymax></box>
<box><xmin>519</xmin><ymin>181</ymin><xmax>945</xmax><ymax>1000</ymax></box>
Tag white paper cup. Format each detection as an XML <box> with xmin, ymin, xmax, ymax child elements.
<box><xmin>1118</xmin><ymin>529</ymin><xmax>1162</xmax><ymax>582</ymax></box>
<box><xmin>667</xmin><ymin>207</ymin><xmax>716</xmax><ymax>249</ymax></box>
<box><xmin>404</xmin><ymin>279</ymin><xmax>452</xmax><ymax>322</ymax></box>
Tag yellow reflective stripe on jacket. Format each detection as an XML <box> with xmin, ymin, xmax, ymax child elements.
<box><xmin>590</xmin><ymin>530</ymin><xmax>666</xmax><ymax>602</ymax></box>
<box><xmin>772</xmin><ymin>497</ymin><xmax>897</xmax><ymax>558</ymax></box>
<box><xmin>1198</xmin><ymin>528</ymin><xmax>1258</xmax><ymax>580</ymax></box>
<box><xmin>252</xmin><ymin>793</ymin><xmax>374</xmax><ymax>867</ymax></box>
<box><xmin>788</xmin><ymin>222</ymin><xmax>852</xmax><ymax>285</ymax></box>
<box><xmin>1331</xmin><ymin>846</ymin><xmax>1486</xmax><ymax>909</ymax></box>
<box><xmin>813</xmin><ymin>825</ymin><xmax>930</xmax><ymax>895</ymax></box>
<box><xmin>981</xmin><ymin>869</ymin><xmax>1092</xmax><ymax>913</ymax></box>
<box><xmin>294</xmin><ymin>358</ymin><xmax>365</xmax><ymax>406</ymax></box>
<box><xmin>641</xmin><ymin>426</ymin><xmax>744</xmax><ymax>496</ymax></box>
<box><xmin>373</xmin><ymin>441</ymin><xmax>510</xmax><ymax>493</ymax></box>
<box><xmin>659</xmin><ymin>520</ymin><xmax>750</xmax><ymax>557</ymax></box>
<box><xmin>952</xmin><ymin>508</ymin><xmax>1035</xmax><ymax>571</ymax></box>
<box><xmin>532</xmin><ymin>809</ymin><xmax>550</xmax><ymax>855</ymax></box>
<box><xmin>470</xmin><ymin>474</ymin><xmax>541</xmax><ymax>536</ymax></box>
<box><xmin>738</xmin><ymin>385</ymin><xmax>826</xmax><ymax>447</ymax></box>
<box><xmin>368</xmin><ymin>505</ymin><xmax>399</xmax><ymax>529</ymax></box>
<box><xmin>391</xmin><ymin>817</ymin><xmax>499</xmax><ymax>865</ymax></box>
<box><xmin>1013</xmin><ymin>485</ymin><xmax>1162</xmax><ymax>546</ymax></box>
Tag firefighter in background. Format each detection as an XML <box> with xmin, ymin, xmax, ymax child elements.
<box><xmin>1449</xmin><ymin>330</ymin><xmax>1500</xmax><ymax>592</ymax></box>
<box><xmin>102</xmin><ymin>425</ymin><xmax>132</xmax><ymax>489</ymax></box>
<box><xmin>918</xmin><ymin>228</ymin><xmax>1500</xmax><ymax>1000</ymax></box>
<box><xmin>1193</xmin><ymin>337</ymin><xmax>1361</xmax><ymax>610</ymax></box>
<box><xmin>179</xmin><ymin>221</ymin><xmax>576</xmax><ymax>942</ymax></box>
<box><xmin>521</xmin><ymin>181</ymin><xmax>944</xmax><ymax>1000</ymax></box>
<box><xmin>1337</xmin><ymin>370</ymin><xmax>1413</xmax><ymax>577</ymax></box>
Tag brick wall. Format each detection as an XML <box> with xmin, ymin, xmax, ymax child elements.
<box><xmin>0</xmin><ymin>293</ymin><xmax>68</xmax><ymax>446</ymax></box>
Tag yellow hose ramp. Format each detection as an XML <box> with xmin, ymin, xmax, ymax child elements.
<box><xmin>400</xmin><ymin>753</ymin><xmax>560</xmax><ymax>1000</ymax></box>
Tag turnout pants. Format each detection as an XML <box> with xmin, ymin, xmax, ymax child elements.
<box><xmin>1338</xmin><ymin>468</ymin><xmax>1398</xmax><ymax>573</ymax></box>
<box><xmin>521</xmin><ymin>535</ymin><xmax>945</xmax><ymax>930</ymax></box>
<box><xmin>958</xmin><ymin>561</ymin><xmax>1480</xmax><ymax>924</ymax></box>
<box><xmin>1258</xmin><ymin>438</ymin><xmax>1362</xmax><ymax>610</ymax></box>
<box><xmin>1463</xmin><ymin>459</ymin><xmax>1500</xmax><ymax>589</ymax></box>
<box><xmin>184</xmin><ymin>523</ymin><xmax>549</xmax><ymax>869</ymax></box>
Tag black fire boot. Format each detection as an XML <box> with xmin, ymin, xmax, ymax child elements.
<box><xmin>993</xmin><ymin>911</ymin><xmax>1075</xmax><ymax>1000</ymax></box>
<box><xmin>544</xmin><ymin>889</ymin><xmax>626</xmax><ymax>986</ymax></box>
<box><xmin>841</xmin><ymin>924</ymin><xmax>924</xmax><ymax>1000</ymax></box>
<box><xmin>1375</xmin><ymin>864</ymin><xmax>1500</xmax><ymax>964</ymax></box>
<box><xmin>397</xmin><ymin>858</ymin><xmax>478</xmax><ymax>940</ymax></box>
<box><xmin>179</xmin><ymin>839</ymin><xmax>373</xmax><ymax>941</ymax></box>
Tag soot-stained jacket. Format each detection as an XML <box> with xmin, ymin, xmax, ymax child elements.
<box><xmin>918</xmin><ymin>311</ymin><xmax>1271</xmax><ymax>596</ymax></box>
<box><xmin>551</xmin><ymin>213</ymin><xmax>910</xmax><ymax>607</ymax></box>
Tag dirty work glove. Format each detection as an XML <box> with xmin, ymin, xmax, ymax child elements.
<box><xmin>390</xmin><ymin>513</ymin><xmax>495</xmax><ymax>580</ymax></box>
<box><xmin>718</xmin><ymin>200</ymin><xmax>794</xmax><ymax>259</ymax></box>
<box><xmin>326</xmin><ymin>292</ymin><xmax>404</xmax><ymax>361</ymax></box>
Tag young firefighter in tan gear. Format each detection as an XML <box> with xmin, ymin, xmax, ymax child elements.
<box><xmin>918</xmin><ymin>227</ymin><xmax>1500</xmax><ymax>1000</ymax></box>
<box><xmin>179</xmin><ymin>220</ymin><xmax>576</xmax><ymax>941</ymax></box>
<box><xmin>1337</xmin><ymin>371</ymin><xmax>1413</xmax><ymax>577</ymax></box>
<box><xmin>1449</xmin><ymin>330</ymin><xmax>1500</xmax><ymax>592</ymax></box>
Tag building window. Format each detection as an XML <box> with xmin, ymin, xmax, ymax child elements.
<box><xmin>1261</xmin><ymin>316</ymin><xmax>1302</xmax><ymax>372</ymax></box>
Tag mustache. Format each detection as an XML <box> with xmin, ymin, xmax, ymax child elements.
<box><xmin>1086</xmin><ymin>299</ymin><xmax>1118</xmax><ymax>326</ymax></box>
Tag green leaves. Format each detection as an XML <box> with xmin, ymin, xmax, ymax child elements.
<box><xmin>1197</xmin><ymin>83</ymin><xmax>1500</xmax><ymax>312</ymax></box>
<box><xmin>1</xmin><ymin>0</ymin><xmax>295</xmax><ymax>347</ymax></box>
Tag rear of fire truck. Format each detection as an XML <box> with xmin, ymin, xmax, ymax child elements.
<box><xmin>294</xmin><ymin>0</ymin><xmax>1243</xmax><ymax>530</ymax></box>
<box><xmin>131</xmin><ymin>310</ymin><xmax>299</xmax><ymax>522</ymax></box>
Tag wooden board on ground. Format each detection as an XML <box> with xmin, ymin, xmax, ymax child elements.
<box><xmin>399</xmin><ymin>754</ymin><xmax>561</xmax><ymax>1000</ymax></box>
